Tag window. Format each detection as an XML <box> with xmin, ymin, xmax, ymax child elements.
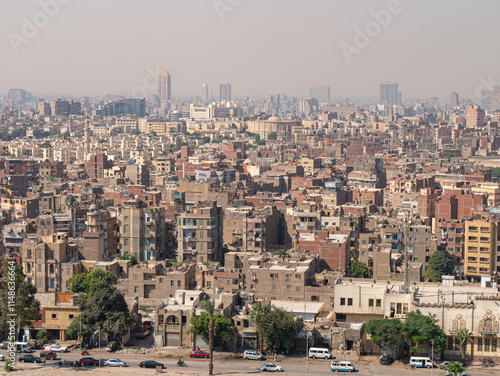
<box><xmin>124</xmin><ymin>239</ymin><xmax>129</xmax><ymax>246</ymax></box>
<box><xmin>134</xmin><ymin>286</ymin><xmax>139</xmax><ymax>293</ymax></box>
<box><xmin>69</xmin><ymin>314</ymin><xmax>74</xmax><ymax>319</ymax></box>
<box><xmin>182</xmin><ymin>316</ymin><xmax>187</xmax><ymax>324</ymax></box>
<box><xmin>166</xmin><ymin>315</ymin><xmax>179</xmax><ymax>326</ymax></box>
<box><xmin>340</xmin><ymin>298</ymin><xmax>346</xmax><ymax>306</ymax></box>
<box><xmin>347</xmin><ymin>298</ymin><xmax>353</xmax><ymax>306</ymax></box>
<box><xmin>376</xmin><ymin>299</ymin><xmax>381</xmax><ymax>307</ymax></box>
<box><xmin>478</xmin><ymin>337</ymin><xmax>482</xmax><ymax>351</ymax></box>
<box><xmin>52</xmin><ymin>314</ymin><xmax>57</xmax><ymax>319</ymax></box>
<box><xmin>177</xmin><ymin>280</ymin><xmax>181</xmax><ymax>287</ymax></box>
<box><xmin>133</xmin><ymin>274</ymin><xmax>137</xmax><ymax>280</ymax></box>
<box><xmin>368</xmin><ymin>299</ymin><xmax>374</xmax><ymax>307</ymax></box>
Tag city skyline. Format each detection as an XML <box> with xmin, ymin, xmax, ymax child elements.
<box><xmin>1</xmin><ymin>1</ymin><xmax>500</xmax><ymax>99</ymax></box>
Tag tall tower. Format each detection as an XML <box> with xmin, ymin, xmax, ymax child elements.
<box><xmin>379</xmin><ymin>82</ymin><xmax>399</xmax><ymax>105</ymax></box>
<box><xmin>201</xmin><ymin>83</ymin><xmax>208</xmax><ymax>103</ymax></box>
<box><xmin>219</xmin><ymin>82</ymin><xmax>231</xmax><ymax>102</ymax></box>
<box><xmin>84</xmin><ymin>113</ymin><xmax>91</xmax><ymax>156</ymax></box>
<box><xmin>68</xmin><ymin>118</ymin><xmax>73</xmax><ymax>134</ymax></box>
<box><xmin>158</xmin><ymin>70</ymin><xmax>171</xmax><ymax>102</ymax></box>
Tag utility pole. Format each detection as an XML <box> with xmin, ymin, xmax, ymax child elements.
<box><xmin>431</xmin><ymin>340</ymin><xmax>434</xmax><ymax>376</ymax></box>
<box><xmin>343</xmin><ymin>330</ymin><xmax>346</xmax><ymax>361</ymax></box>
<box><xmin>304</xmin><ymin>286</ymin><xmax>308</xmax><ymax>376</ymax></box>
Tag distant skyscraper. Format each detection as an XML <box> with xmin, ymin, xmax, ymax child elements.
<box><xmin>158</xmin><ymin>70</ymin><xmax>171</xmax><ymax>102</ymax></box>
<box><xmin>450</xmin><ymin>92</ymin><xmax>459</xmax><ymax>107</ymax></box>
<box><xmin>8</xmin><ymin>88</ymin><xmax>29</xmax><ymax>104</ymax></box>
<box><xmin>480</xmin><ymin>89</ymin><xmax>492</xmax><ymax>110</ymax></box>
<box><xmin>201</xmin><ymin>83</ymin><xmax>208</xmax><ymax>103</ymax></box>
<box><xmin>220</xmin><ymin>83</ymin><xmax>231</xmax><ymax>102</ymax></box>
<box><xmin>309</xmin><ymin>86</ymin><xmax>331</xmax><ymax>104</ymax></box>
<box><xmin>379</xmin><ymin>82</ymin><xmax>399</xmax><ymax>105</ymax></box>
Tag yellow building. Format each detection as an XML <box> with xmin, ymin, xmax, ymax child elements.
<box><xmin>464</xmin><ymin>220</ymin><xmax>497</xmax><ymax>282</ymax></box>
<box><xmin>471</xmin><ymin>182</ymin><xmax>500</xmax><ymax>207</ymax></box>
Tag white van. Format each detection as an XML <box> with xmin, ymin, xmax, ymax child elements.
<box><xmin>409</xmin><ymin>356</ymin><xmax>433</xmax><ymax>368</ymax></box>
<box><xmin>308</xmin><ymin>347</ymin><xmax>332</xmax><ymax>359</ymax></box>
<box><xmin>331</xmin><ymin>361</ymin><xmax>355</xmax><ymax>372</ymax></box>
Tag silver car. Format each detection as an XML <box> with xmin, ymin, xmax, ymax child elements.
<box><xmin>243</xmin><ymin>350</ymin><xmax>263</xmax><ymax>360</ymax></box>
<box><xmin>104</xmin><ymin>358</ymin><xmax>126</xmax><ymax>367</ymax></box>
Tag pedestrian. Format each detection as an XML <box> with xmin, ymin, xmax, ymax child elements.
<box><xmin>273</xmin><ymin>353</ymin><xmax>277</xmax><ymax>362</ymax></box>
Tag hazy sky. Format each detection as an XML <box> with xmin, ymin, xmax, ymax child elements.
<box><xmin>1</xmin><ymin>0</ymin><xmax>500</xmax><ymax>100</ymax></box>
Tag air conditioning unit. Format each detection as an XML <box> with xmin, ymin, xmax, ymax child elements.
<box><xmin>251</xmin><ymin>276</ymin><xmax>256</xmax><ymax>281</ymax></box>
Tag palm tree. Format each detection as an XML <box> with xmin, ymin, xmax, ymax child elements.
<box><xmin>444</xmin><ymin>361</ymin><xmax>466</xmax><ymax>376</ymax></box>
<box><xmin>454</xmin><ymin>329</ymin><xmax>473</xmax><ymax>362</ymax></box>
<box><xmin>248</xmin><ymin>302</ymin><xmax>268</xmax><ymax>353</ymax></box>
<box><xmin>198</xmin><ymin>299</ymin><xmax>215</xmax><ymax>375</ymax></box>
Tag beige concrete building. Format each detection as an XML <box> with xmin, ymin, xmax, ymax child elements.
<box><xmin>464</xmin><ymin>220</ymin><xmax>497</xmax><ymax>282</ymax></box>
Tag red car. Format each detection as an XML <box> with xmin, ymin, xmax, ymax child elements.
<box><xmin>189</xmin><ymin>350</ymin><xmax>209</xmax><ymax>358</ymax></box>
<box><xmin>79</xmin><ymin>357</ymin><xmax>99</xmax><ymax>366</ymax></box>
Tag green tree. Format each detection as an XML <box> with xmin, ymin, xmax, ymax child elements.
<box><xmin>190</xmin><ymin>313</ymin><xmax>233</xmax><ymax>344</ymax></box>
<box><xmin>271</xmin><ymin>249</ymin><xmax>289</xmax><ymax>258</ymax></box>
<box><xmin>37</xmin><ymin>328</ymin><xmax>47</xmax><ymax>345</ymax></box>
<box><xmin>0</xmin><ymin>259</ymin><xmax>40</xmax><ymax>336</ymax></box>
<box><xmin>365</xmin><ymin>318</ymin><xmax>403</xmax><ymax>352</ymax></box>
<box><xmin>130</xmin><ymin>129</ymin><xmax>141</xmax><ymax>135</ymax></box>
<box><xmin>68</xmin><ymin>269</ymin><xmax>118</xmax><ymax>293</ymax></box>
<box><xmin>423</xmin><ymin>250</ymin><xmax>453</xmax><ymax>282</ymax></box>
<box><xmin>350</xmin><ymin>259</ymin><xmax>371</xmax><ymax>278</ymax></box>
<box><xmin>490</xmin><ymin>167</ymin><xmax>500</xmax><ymax>179</ymax></box>
<box><xmin>198</xmin><ymin>299</ymin><xmax>215</xmax><ymax>375</ymax></box>
<box><xmin>248</xmin><ymin>302</ymin><xmax>270</xmax><ymax>352</ymax></box>
<box><xmin>4</xmin><ymin>356</ymin><xmax>13</xmax><ymax>372</ymax></box>
<box><xmin>267</xmin><ymin>132</ymin><xmax>277</xmax><ymax>140</ymax></box>
<box><xmin>454</xmin><ymin>329</ymin><xmax>473</xmax><ymax>363</ymax></box>
<box><xmin>119</xmin><ymin>253</ymin><xmax>138</xmax><ymax>265</ymax></box>
<box><xmin>444</xmin><ymin>362</ymin><xmax>466</xmax><ymax>376</ymax></box>
<box><xmin>401</xmin><ymin>310</ymin><xmax>446</xmax><ymax>355</ymax></box>
<box><xmin>260</xmin><ymin>306</ymin><xmax>301</xmax><ymax>352</ymax></box>
<box><xmin>77</xmin><ymin>282</ymin><xmax>134</xmax><ymax>341</ymax></box>
<box><xmin>149</xmin><ymin>130</ymin><xmax>157</xmax><ymax>136</ymax></box>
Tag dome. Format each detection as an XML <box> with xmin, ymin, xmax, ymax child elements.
<box><xmin>89</xmin><ymin>204</ymin><xmax>99</xmax><ymax>211</ymax></box>
<box><xmin>267</xmin><ymin>115</ymin><xmax>281</xmax><ymax>122</ymax></box>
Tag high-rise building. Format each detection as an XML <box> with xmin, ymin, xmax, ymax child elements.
<box><xmin>465</xmin><ymin>105</ymin><xmax>485</xmax><ymax>128</ymax></box>
<box><xmin>158</xmin><ymin>70</ymin><xmax>171</xmax><ymax>102</ymax></box>
<box><xmin>120</xmin><ymin>199</ymin><xmax>167</xmax><ymax>262</ymax></box>
<box><xmin>309</xmin><ymin>86</ymin><xmax>331</xmax><ymax>104</ymax></box>
<box><xmin>464</xmin><ymin>220</ymin><xmax>497</xmax><ymax>282</ymax></box>
<box><xmin>379</xmin><ymin>82</ymin><xmax>399</xmax><ymax>105</ymax></box>
<box><xmin>220</xmin><ymin>82</ymin><xmax>231</xmax><ymax>102</ymax></box>
<box><xmin>490</xmin><ymin>85</ymin><xmax>500</xmax><ymax>111</ymax></box>
<box><xmin>8</xmin><ymin>88</ymin><xmax>29</xmax><ymax>104</ymax></box>
<box><xmin>450</xmin><ymin>92</ymin><xmax>459</xmax><ymax>107</ymax></box>
<box><xmin>177</xmin><ymin>200</ymin><xmax>223</xmax><ymax>263</ymax></box>
<box><xmin>201</xmin><ymin>83</ymin><xmax>208</xmax><ymax>103</ymax></box>
<box><xmin>102</xmin><ymin>98</ymin><xmax>146</xmax><ymax>117</ymax></box>
<box><xmin>481</xmin><ymin>89</ymin><xmax>492</xmax><ymax>110</ymax></box>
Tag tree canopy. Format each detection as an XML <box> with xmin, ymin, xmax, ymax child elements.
<box><xmin>350</xmin><ymin>259</ymin><xmax>372</xmax><ymax>278</ymax></box>
<box><xmin>365</xmin><ymin>318</ymin><xmax>403</xmax><ymax>348</ymax></box>
<box><xmin>401</xmin><ymin>310</ymin><xmax>446</xmax><ymax>354</ymax></box>
<box><xmin>190</xmin><ymin>312</ymin><xmax>233</xmax><ymax>343</ymax></box>
<box><xmin>423</xmin><ymin>250</ymin><xmax>453</xmax><ymax>282</ymax></box>
<box><xmin>68</xmin><ymin>269</ymin><xmax>118</xmax><ymax>293</ymax></box>
<box><xmin>0</xmin><ymin>259</ymin><xmax>40</xmax><ymax>336</ymax></box>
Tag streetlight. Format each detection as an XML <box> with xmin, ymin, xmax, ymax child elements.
<box><xmin>431</xmin><ymin>340</ymin><xmax>434</xmax><ymax>376</ymax></box>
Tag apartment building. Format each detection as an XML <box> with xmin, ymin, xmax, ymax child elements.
<box><xmin>120</xmin><ymin>199</ymin><xmax>167</xmax><ymax>261</ymax></box>
<box><xmin>21</xmin><ymin>233</ymin><xmax>79</xmax><ymax>292</ymax></box>
<box><xmin>176</xmin><ymin>200</ymin><xmax>223</xmax><ymax>263</ymax></box>
<box><xmin>464</xmin><ymin>220</ymin><xmax>497</xmax><ymax>281</ymax></box>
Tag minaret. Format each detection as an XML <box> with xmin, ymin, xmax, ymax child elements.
<box><xmin>68</xmin><ymin>118</ymin><xmax>73</xmax><ymax>134</ymax></box>
<box><xmin>84</xmin><ymin>113</ymin><xmax>91</xmax><ymax>156</ymax></box>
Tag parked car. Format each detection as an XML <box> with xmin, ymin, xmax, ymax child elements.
<box><xmin>19</xmin><ymin>355</ymin><xmax>42</xmax><ymax>363</ymax></box>
<box><xmin>308</xmin><ymin>347</ymin><xmax>333</xmax><ymax>359</ymax></box>
<box><xmin>44</xmin><ymin>344</ymin><xmax>67</xmax><ymax>352</ymax></box>
<box><xmin>380</xmin><ymin>355</ymin><xmax>395</xmax><ymax>365</ymax></box>
<box><xmin>0</xmin><ymin>354</ymin><xmax>5</xmax><ymax>361</ymax></box>
<box><xmin>19</xmin><ymin>346</ymin><xmax>35</xmax><ymax>353</ymax></box>
<box><xmin>40</xmin><ymin>350</ymin><xmax>57</xmax><ymax>360</ymax></box>
<box><xmin>260</xmin><ymin>363</ymin><xmax>283</xmax><ymax>372</ymax></box>
<box><xmin>439</xmin><ymin>361</ymin><xmax>452</xmax><ymax>369</ymax></box>
<box><xmin>139</xmin><ymin>360</ymin><xmax>165</xmax><ymax>369</ymax></box>
<box><xmin>105</xmin><ymin>341</ymin><xmax>120</xmax><ymax>352</ymax></box>
<box><xmin>104</xmin><ymin>358</ymin><xmax>127</xmax><ymax>367</ymax></box>
<box><xmin>243</xmin><ymin>350</ymin><xmax>264</xmax><ymax>360</ymax></box>
<box><xmin>190</xmin><ymin>350</ymin><xmax>209</xmax><ymax>358</ymax></box>
<box><xmin>79</xmin><ymin>357</ymin><xmax>99</xmax><ymax>366</ymax></box>
<box><xmin>0</xmin><ymin>342</ymin><xmax>9</xmax><ymax>349</ymax></box>
<box><xmin>444</xmin><ymin>371</ymin><xmax>468</xmax><ymax>376</ymax></box>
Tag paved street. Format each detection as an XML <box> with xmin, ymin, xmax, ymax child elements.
<box><xmin>3</xmin><ymin>348</ymin><xmax>499</xmax><ymax>376</ymax></box>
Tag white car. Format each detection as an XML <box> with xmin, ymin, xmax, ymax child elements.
<box><xmin>243</xmin><ymin>350</ymin><xmax>263</xmax><ymax>360</ymax></box>
<box><xmin>444</xmin><ymin>371</ymin><xmax>468</xmax><ymax>376</ymax></box>
<box><xmin>260</xmin><ymin>363</ymin><xmax>283</xmax><ymax>372</ymax></box>
<box><xmin>0</xmin><ymin>354</ymin><xmax>5</xmax><ymax>361</ymax></box>
<box><xmin>43</xmin><ymin>344</ymin><xmax>67</xmax><ymax>352</ymax></box>
<box><xmin>104</xmin><ymin>358</ymin><xmax>126</xmax><ymax>367</ymax></box>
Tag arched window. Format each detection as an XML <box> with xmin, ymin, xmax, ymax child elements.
<box><xmin>49</xmin><ymin>264</ymin><xmax>55</xmax><ymax>274</ymax></box>
<box><xmin>166</xmin><ymin>315</ymin><xmax>179</xmax><ymax>326</ymax></box>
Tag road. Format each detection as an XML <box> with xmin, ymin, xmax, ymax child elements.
<box><xmin>3</xmin><ymin>349</ymin><xmax>499</xmax><ymax>376</ymax></box>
